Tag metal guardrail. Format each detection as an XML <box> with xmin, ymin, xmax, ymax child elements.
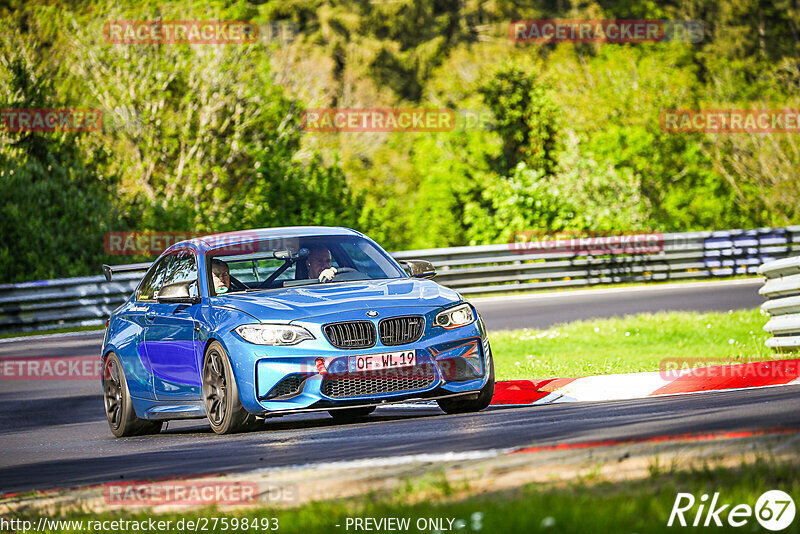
<box><xmin>760</xmin><ymin>255</ymin><xmax>800</xmax><ymax>349</ymax></box>
<box><xmin>1</xmin><ymin>226</ymin><xmax>799</xmax><ymax>334</ymax></box>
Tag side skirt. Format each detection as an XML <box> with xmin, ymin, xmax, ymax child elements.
<box><xmin>131</xmin><ymin>396</ymin><xmax>206</xmax><ymax>420</ymax></box>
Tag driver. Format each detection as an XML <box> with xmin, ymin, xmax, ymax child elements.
<box><xmin>306</xmin><ymin>246</ymin><xmax>337</xmax><ymax>282</ymax></box>
<box><xmin>211</xmin><ymin>259</ymin><xmax>231</xmax><ymax>294</ymax></box>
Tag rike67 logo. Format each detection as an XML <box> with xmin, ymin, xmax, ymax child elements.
<box><xmin>668</xmin><ymin>490</ymin><xmax>795</xmax><ymax>531</ymax></box>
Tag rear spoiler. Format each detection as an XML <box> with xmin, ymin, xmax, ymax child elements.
<box><xmin>102</xmin><ymin>262</ymin><xmax>152</xmax><ymax>282</ymax></box>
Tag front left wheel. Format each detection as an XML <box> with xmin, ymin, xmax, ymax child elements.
<box><xmin>103</xmin><ymin>352</ymin><xmax>163</xmax><ymax>437</ymax></box>
<box><xmin>202</xmin><ymin>341</ymin><xmax>261</xmax><ymax>434</ymax></box>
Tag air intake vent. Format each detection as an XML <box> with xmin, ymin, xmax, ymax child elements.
<box><xmin>323</xmin><ymin>321</ymin><xmax>376</xmax><ymax>349</ymax></box>
<box><xmin>379</xmin><ymin>316</ymin><xmax>424</xmax><ymax>346</ymax></box>
<box><xmin>262</xmin><ymin>374</ymin><xmax>305</xmax><ymax>400</ymax></box>
<box><xmin>321</xmin><ymin>364</ymin><xmax>437</xmax><ymax>398</ymax></box>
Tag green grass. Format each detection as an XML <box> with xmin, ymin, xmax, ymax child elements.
<box><xmin>9</xmin><ymin>458</ymin><xmax>799</xmax><ymax>533</ymax></box>
<box><xmin>490</xmin><ymin>309</ymin><xmax>795</xmax><ymax>381</ymax></box>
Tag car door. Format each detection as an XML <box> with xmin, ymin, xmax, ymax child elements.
<box><xmin>122</xmin><ymin>255</ymin><xmax>174</xmax><ymax>400</ymax></box>
<box><xmin>142</xmin><ymin>250</ymin><xmax>203</xmax><ymax>401</ymax></box>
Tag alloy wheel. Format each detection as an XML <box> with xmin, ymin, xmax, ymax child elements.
<box><xmin>103</xmin><ymin>357</ymin><xmax>123</xmax><ymax>430</ymax></box>
<box><xmin>203</xmin><ymin>349</ymin><xmax>228</xmax><ymax>426</ymax></box>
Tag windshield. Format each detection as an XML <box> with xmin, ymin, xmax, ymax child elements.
<box><xmin>207</xmin><ymin>235</ymin><xmax>405</xmax><ymax>295</ymax></box>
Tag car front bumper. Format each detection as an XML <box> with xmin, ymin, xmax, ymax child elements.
<box><xmin>220</xmin><ymin>305</ymin><xmax>492</xmax><ymax>415</ymax></box>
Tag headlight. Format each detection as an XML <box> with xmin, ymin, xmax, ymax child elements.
<box><xmin>433</xmin><ymin>303</ymin><xmax>475</xmax><ymax>329</ymax></box>
<box><xmin>235</xmin><ymin>324</ymin><xmax>314</xmax><ymax>345</ymax></box>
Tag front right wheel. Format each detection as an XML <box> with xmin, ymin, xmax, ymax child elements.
<box><xmin>436</xmin><ymin>348</ymin><xmax>495</xmax><ymax>414</ymax></box>
<box><xmin>202</xmin><ymin>341</ymin><xmax>261</xmax><ymax>434</ymax></box>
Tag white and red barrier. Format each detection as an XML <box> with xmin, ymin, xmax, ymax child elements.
<box><xmin>491</xmin><ymin>359</ymin><xmax>800</xmax><ymax>405</ymax></box>
<box><xmin>760</xmin><ymin>255</ymin><xmax>800</xmax><ymax>349</ymax></box>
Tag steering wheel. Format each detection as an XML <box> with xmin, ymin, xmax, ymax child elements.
<box><xmin>328</xmin><ymin>267</ymin><xmax>360</xmax><ymax>281</ymax></box>
<box><xmin>317</xmin><ymin>267</ymin><xmax>356</xmax><ymax>283</ymax></box>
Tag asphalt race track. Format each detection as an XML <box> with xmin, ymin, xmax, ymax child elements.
<box><xmin>2</xmin><ymin>278</ymin><xmax>786</xmax><ymax>495</ymax></box>
<box><xmin>474</xmin><ymin>278</ymin><xmax>764</xmax><ymax>331</ymax></box>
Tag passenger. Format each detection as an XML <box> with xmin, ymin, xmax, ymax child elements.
<box><xmin>211</xmin><ymin>259</ymin><xmax>231</xmax><ymax>294</ymax></box>
<box><xmin>306</xmin><ymin>246</ymin><xmax>337</xmax><ymax>282</ymax></box>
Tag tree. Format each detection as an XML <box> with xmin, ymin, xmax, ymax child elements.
<box><xmin>479</xmin><ymin>65</ymin><xmax>560</xmax><ymax>175</ymax></box>
<box><xmin>0</xmin><ymin>47</ymin><xmax>122</xmax><ymax>282</ymax></box>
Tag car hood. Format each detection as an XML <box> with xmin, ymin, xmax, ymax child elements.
<box><xmin>211</xmin><ymin>278</ymin><xmax>462</xmax><ymax>322</ymax></box>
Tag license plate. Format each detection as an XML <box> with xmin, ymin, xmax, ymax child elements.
<box><xmin>348</xmin><ymin>350</ymin><xmax>416</xmax><ymax>372</ymax></box>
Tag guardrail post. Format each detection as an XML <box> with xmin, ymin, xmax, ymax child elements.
<box><xmin>759</xmin><ymin>253</ymin><xmax>800</xmax><ymax>350</ymax></box>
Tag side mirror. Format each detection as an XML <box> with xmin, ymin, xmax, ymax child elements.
<box><xmin>399</xmin><ymin>259</ymin><xmax>436</xmax><ymax>279</ymax></box>
<box><xmin>157</xmin><ymin>281</ymin><xmax>200</xmax><ymax>304</ymax></box>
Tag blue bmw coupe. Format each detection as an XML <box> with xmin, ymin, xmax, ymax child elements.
<box><xmin>101</xmin><ymin>227</ymin><xmax>494</xmax><ymax>436</ymax></box>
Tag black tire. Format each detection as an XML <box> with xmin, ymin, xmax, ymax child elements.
<box><xmin>437</xmin><ymin>348</ymin><xmax>495</xmax><ymax>414</ymax></box>
<box><xmin>328</xmin><ymin>406</ymin><xmax>376</xmax><ymax>422</ymax></box>
<box><xmin>103</xmin><ymin>352</ymin><xmax>163</xmax><ymax>438</ymax></box>
<box><xmin>202</xmin><ymin>341</ymin><xmax>261</xmax><ymax>434</ymax></box>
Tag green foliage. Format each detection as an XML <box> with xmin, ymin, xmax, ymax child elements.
<box><xmin>478</xmin><ymin>65</ymin><xmax>560</xmax><ymax>175</ymax></box>
<box><xmin>1</xmin><ymin>0</ymin><xmax>798</xmax><ymax>282</ymax></box>
<box><xmin>392</xmin><ymin>130</ymin><xmax>500</xmax><ymax>249</ymax></box>
<box><xmin>466</xmin><ymin>164</ymin><xmax>577</xmax><ymax>245</ymax></box>
<box><xmin>0</xmin><ymin>51</ymin><xmax>121</xmax><ymax>282</ymax></box>
<box><xmin>1</xmin><ymin>3</ymin><xmax>363</xmax><ymax>282</ymax></box>
<box><xmin>227</xmin><ymin>152</ymin><xmax>363</xmax><ymax>231</ymax></box>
